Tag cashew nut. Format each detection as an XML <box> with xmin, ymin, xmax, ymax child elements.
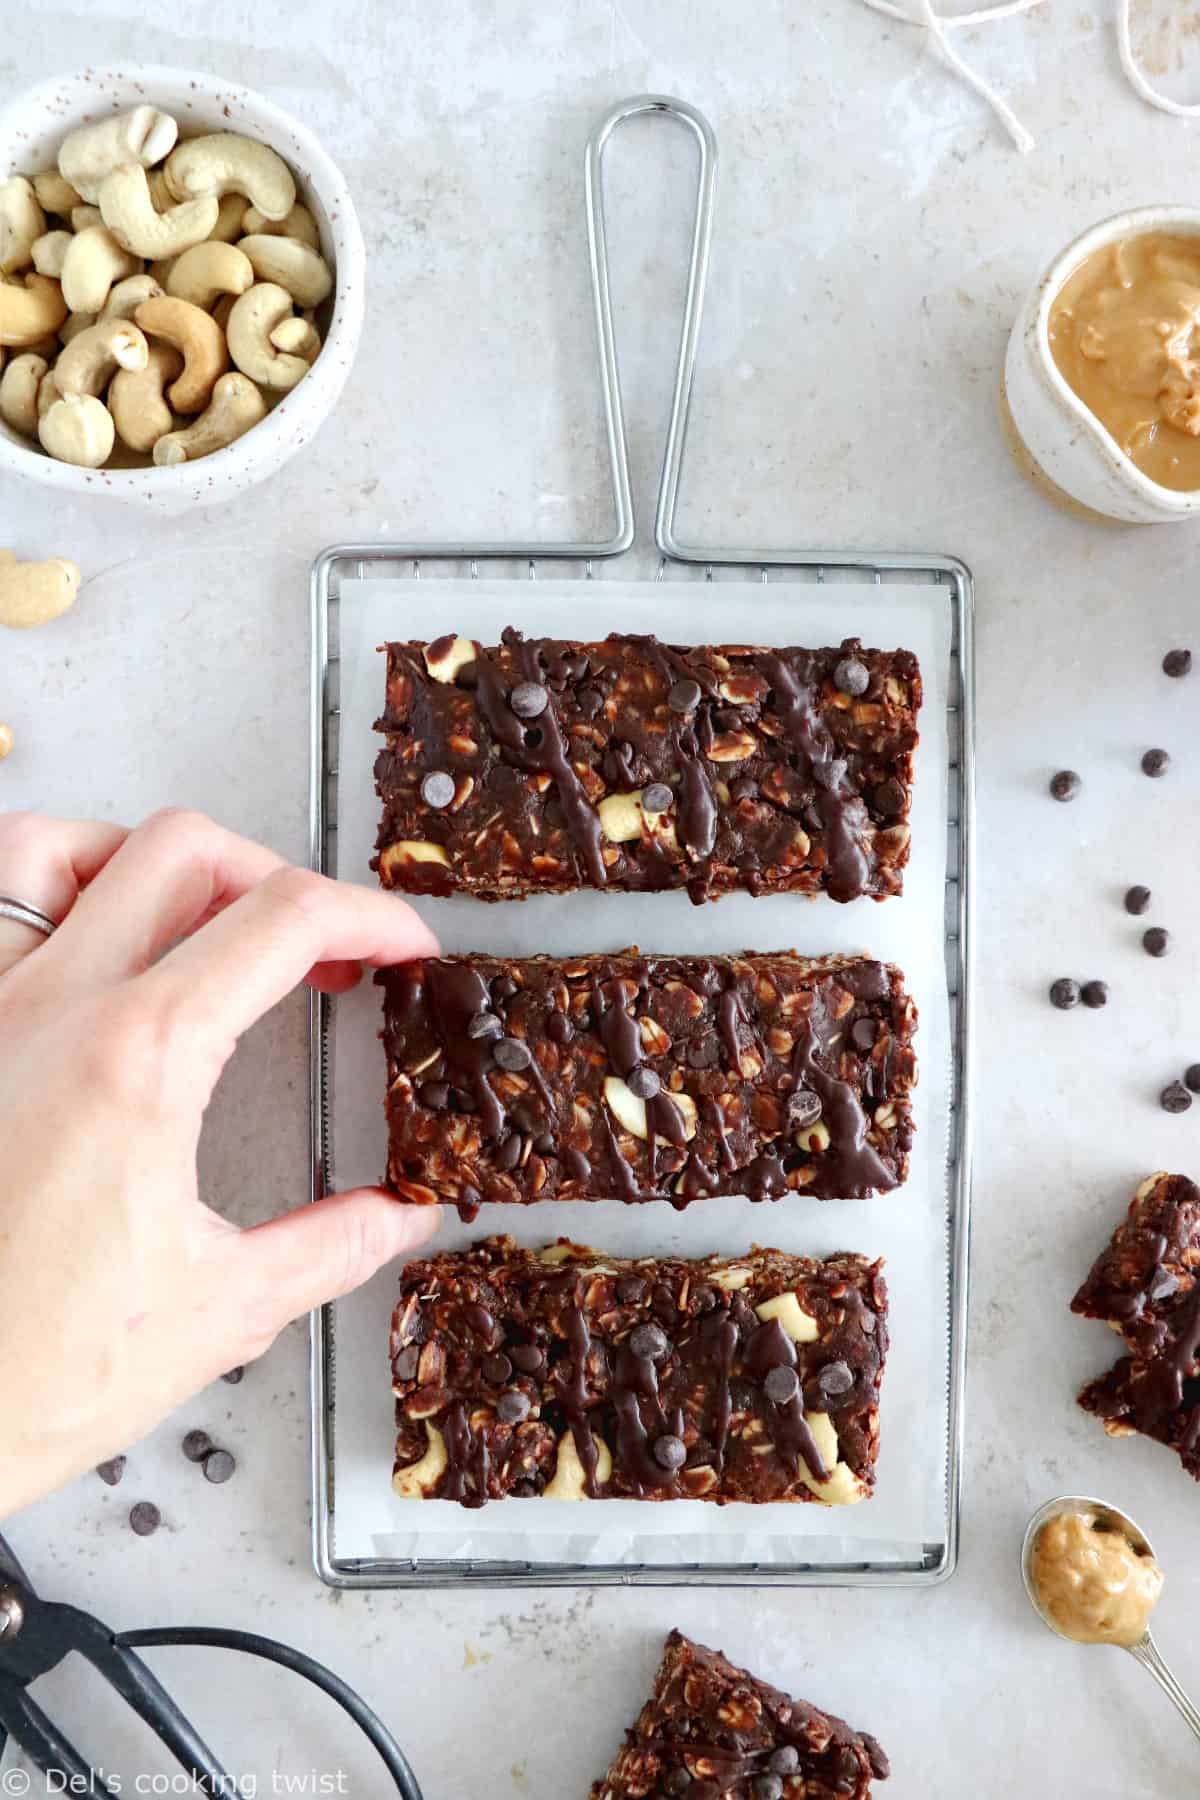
<box><xmin>238</xmin><ymin>234</ymin><xmax>332</xmax><ymax>308</ymax></box>
<box><xmin>61</xmin><ymin>226</ymin><xmax>139</xmax><ymax>314</ymax></box>
<box><xmin>0</xmin><ymin>274</ymin><xmax>68</xmax><ymax>347</ymax></box>
<box><xmin>211</xmin><ymin>293</ymin><xmax>237</xmax><ymax>333</ymax></box>
<box><xmin>165</xmin><ymin>133</ymin><xmax>296</xmax><ymax>222</ymax></box>
<box><xmin>153</xmin><ymin>370</ymin><xmax>265</xmax><ymax>465</ymax></box>
<box><xmin>242</xmin><ymin>200</ymin><xmax>320</xmax><ymax>249</ymax></box>
<box><xmin>110</xmin><ymin>341</ymin><xmax>183</xmax><ymax>451</ymax></box>
<box><xmin>225</xmin><ymin>282</ymin><xmax>307</xmax><ymax>390</ymax></box>
<box><xmin>58</xmin><ymin>105</ymin><xmax>179</xmax><ymax>203</ymax></box>
<box><xmin>98</xmin><ymin>163</ymin><xmax>218</xmax><ymax>261</ymax></box>
<box><xmin>32</xmin><ymin>170</ymin><xmax>81</xmax><ymax>217</ymax></box>
<box><xmin>54</xmin><ymin>317</ymin><xmax>148</xmax><ymax>398</ymax></box>
<box><xmin>269</xmin><ymin>314</ymin><xmax>320</xmax><ymax>362</ymax></box>
<box><xmin>100</xmin><ymin>273</ymin><xmax>163</xmax><ymax>320</ymax></box>
<box><xmin>38</xmin><ymin>392</ymin><xmax>114</xmax><ymax>466</ymax></box>
<box><xmin>30</xmin><ymin>229</ymin><xmax>71</xmax><ymax>279</ymax></box>
<box><xmin>0</xmin><ymin>178</ymin><xmax>46</xmax><ymax>274</ymax></box>
<box><xmin>208</xmin><ymin>192</ymin><xmax>250</xmax><ymax>244</ymax></box>
<box><xmin>0</xmin><ymin>353</ymin><xmax>49</xmax><ymax>437</ymax></box>
<box><xmin>58</xmin><ymin>311</ymin><xmax>97</xmax><ymax>346</ymax></box>
<box><xmin>0</xmin><ymin>549</ymin><xmax>81</xmax><ymax>628</ymax></box>
<box><xmin>0</xmin><ymin>723</ymin><xmax>12</xmax><ymax>759</ymax></box>
<box><xmin>166</xmin><ymin>240</ymin><xmax>253</xmax><ymax>310</ymax></box>
<box><xmin>134</xmin><ymin>295</ymin><xmax>228</xmax><ymax>412</ymax></box>
<box><xmin>70</xmin><ymin>205</ymin><xmax>103</xmax><ymax>234</ymax></box>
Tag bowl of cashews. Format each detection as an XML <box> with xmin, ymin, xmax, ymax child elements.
<box><xmin>0</xmin><ymin>67</ymin><xmax>364</xmax><ymax>511</ymax></box>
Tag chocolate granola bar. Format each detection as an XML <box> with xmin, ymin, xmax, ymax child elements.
<box><xmin>390</xmin><ymin>1239</ymin><xmax>888</xmax><ymax>1507</ymax></box>
<box><xmin>373</xmin><ymin>630</ymin><xmax>920</xmax><ymax>905</ymax></box>
<box><xmin>589</xmin><ymin>1631</ymin><xmax>890</xmax><ymax>1799</ymax></box>
<box><xmin>1072</xmin><ymin>1171</ymin><xmax>1200</xmax><ymax>1480</ymax></box>
<box><xmin>379</xmin><ymin>951</ymin><xmax>916</xmax><ymax>1213</ymax></box>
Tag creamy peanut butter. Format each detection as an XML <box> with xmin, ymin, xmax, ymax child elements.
<box><xmin>1032</xmin><ymin>1509</ymin><xmax>1163</xmax><ymax>1647</ymax></box>
<box><xmin>1048</xmin><ymin>233</ymin><xmax>1200</xmax><ymax>491</ymax></box>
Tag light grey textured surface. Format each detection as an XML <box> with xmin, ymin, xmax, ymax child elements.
<box><xmin>3</xmin><ymin>3</ymin><xmax>1200</xmax><ymax>1794</ymax></box>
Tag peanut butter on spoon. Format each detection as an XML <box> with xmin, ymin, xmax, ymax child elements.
<box><xmin>1032</xmin><ymin>1508</ymin><xmax>1163</xmax><ymax>1648</ymax></box>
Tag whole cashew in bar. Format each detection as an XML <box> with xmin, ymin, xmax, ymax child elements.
<box><xmin>109</xmin><ymin>341</ymin><xmax>183</xmax><ymax>452</ymax></box>
<box><xmin>54</xmin><ymin>317</ymin><xmax>148</xmax><ymax>398</ymax></box>
<box><xmin>58</xmin><ymin>105</ymin><xmax>179</xmax><ymax>204</ymax></box>
<box><xmin>153</xmin><ymin>370</ymin><xmax>265</xmax><ymax>465</ymax></box>
<box><xmin>165</xmin><ymin>133</ymin><xmax>295</xmax><ymax>222</ymax></box>
<box><xmin>134</xmin><ymin>294</ymin><xmax>228</xmax><ymax>412</ymax></box>
<box><xmin>100</xmin><ymin>273</ymin><xmax>163</xmax><ymax>321</ymax></box>
<box><xmin>0</xmin><ymin>178</ymin><xmax>46</xmax><ymax>274</ymax></box>
<box><xmin>0</xmin><ymin>353</ymin><xmax>49</xmax><ymax>437</ymax></box>
<box><xmin>242</xmin><ymin>200</ymin><xmax>319</xmax><ymax>248</ymax></box>
<box><xmin>61</xmin><ymin>226</ymin><xmax>139</xmax><ymax>314</ymax></box>
<box><xmin>166</xmin><ymin>240</ymin><xmax>253</xmax><ymax>310</ymax></box>
<box><xmin>0</xmin><ymin>275</ymin><xmax>68</xmax><ymax>347</ymax></box>
<box><xmin>38</xmin><ymin>391</ymin><xmax>114</xmax><ymax>466</ymax></box>
<box><xmin>32</xmin><ymin>170</ymin><xmax>81</xmax><ymax>217</ymax></box>
<box><xmin>30</xmin><ymin>229</ymin><xmax>72</xmax><ymax>279</ymax></box>
<box><xmin>0</xmin><ymin>549</ymin><xmax>81</xmax><ymax>628</ymax></box>
<box><xmin>98</xmin><ymin>164</ymin><xmax>219</xmax><ymax>261</ymax></box>
<box><xmin>225</xmin><ymin>281</ymin><xmax>307</xmax><ymax>390</ymax></box>
<box><xmin>238</xmin><ymin>234</ymin><xmax>332</xmax><ymax>308</ymax></box>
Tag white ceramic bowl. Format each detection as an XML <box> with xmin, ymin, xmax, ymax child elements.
<box><xmin>1003</xmin><ymin>206</ymin><xmax>1200</xmax><ymax>525</ymax></box>
<box><xmin>0</xmin><ymin>66</ymin><xmax>365</xmax><ymax>513</ymax></box>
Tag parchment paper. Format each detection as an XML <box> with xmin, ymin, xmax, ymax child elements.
<box><xmin>325</xmin><ymin>577</ymin><xmax>952</xmax><ymax>1569</ymax></box>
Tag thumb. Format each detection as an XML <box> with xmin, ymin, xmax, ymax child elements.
<box><xmin>235</xmin><ymin>1190</ymin><xmax>442</xmax><ymax>1340</ymax></box>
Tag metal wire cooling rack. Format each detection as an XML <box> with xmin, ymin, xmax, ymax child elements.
<box><xmin>308</xmin><ymin>94</ymin><xmax>975</xmax><ymax>1589</ymax></box>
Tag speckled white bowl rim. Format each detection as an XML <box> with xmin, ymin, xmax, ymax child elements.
<box><xmin>0</xmin><ymin>66</ymin><xmax>365</xmax><ymax>511</ymax></box>
<box><xmin>1027</xmin><ymin>204</ymin><xmax>1200</xmax><ymax>517</ymax></box>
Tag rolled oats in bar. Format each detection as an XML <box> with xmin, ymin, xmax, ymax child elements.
<box><xmin>390</xmin><ymin>1238</ymin><xmax>888</xmax><ymax>1507</ymax></box>
<box><xmin>589</xmin><ymin>1632</ymin><xmax>890</xmax><ymax>1800</ymax></box>
<box><xmin>373</xmin><ymin>630</ymin><xmax>921</xmax><ymax>905</ymax></box>
<box><xmin>379</xmin><ymin>950</ymin><xmax>916</xmax><ymax>1214</ymax></box>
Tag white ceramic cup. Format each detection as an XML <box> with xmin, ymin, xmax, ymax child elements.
<box><xmin>0</xmin><ymin>66</ymin><xmax>365</xmax><ymax>514</ymax></box>
<box><xmin>1003</xmin><ymin>205</ymin><xmax>1200</xmax><ymax>525</ymax></box>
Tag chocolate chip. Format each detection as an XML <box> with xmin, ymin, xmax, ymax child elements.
<box><xmin>861</xmin><ymin>1735</ymin><xmax>890</xmax><ymax>1781</ymax></box>
<box><xmin>629</xmin><ymin>1322</ymin><xmax>670</xmax><ymax>1361</ymax></box>
<box><xmin>860</xmin><ymin>1308</ymin><xmax>876</xmax><ymax>1335</ymax></box>
<box><xmin>1143</xmin><ymin>928</ymin><xmax>1170</xmax><ymax>958</ymax></box>
<box><xmin>1080</xmin><ymin>980</ymin><xmax>1108</xmax><ymax>1009</ymax></box>
<box><xmin>495</xmin><ymin>1132</ymin><xmax>523</xmax><ymax>1172</ymax></box>
<box><xmin>873</xmin><ymin>777</ymin><xmax>906</xmax><ymax>817</ymax></box>
<box><xmin>578</xmin><ymin>687</ymin><xmax>604</xmax><ymax>718</ymax></box>
<box><xmin>419</xmin><ymin>1080</ymin><xmax>450</xmax><ymax>1110</ymax></box>
<box><xmin>833</xmin><ymin>656</ymin><xmax>869</xmax><ymax>697</ymax></box>
<box><xmin>1124</xmin><ymin>885</ymin><xmax>1152</xmax><ymax>915</ymax></box>
<box><xmin>496</xmin><ymin>1390</ymin><xmax>531</xmax><ymax>1425</ymax></box>
<box><xmin>1163</xmin><ymin>648</ymin><xmax>1192</xmax><ymax>678</ymax></box>
<box><xmin>510</xmin><ymin>680</ymin><xmax>549</xmax><ymax>719</ymax></box>
<box><xmin>96</xmin><ymin>1456</ymin><xmax>126</xmax><ymax>1487</ymax></box>
<box><xmin>617</xmin><ymin>1276</ymin><xmax>648</xmax><ymax>1304</ymax></box>
<box><xmin>1186</xmin><ymin>1064</ymin><xmax>1200</xmax><ymax>1093</ymax></box>
<box><xmin>1049</xmin><ymin>769</ymin><xmax>1080</xmax><ymax>802</ymax></box>
<box><xmin>1161</xmin><ymin>1081</ymin><xmax>1192</xmax><ymax>1114</ymax></box>
<box><xmin>202</xmin><ymin>1448</ymin><xmax>236</xmax><ymax>1485</ymax></box>
<box><xmin>686</xmin><ymin>1034</ymin><xmax>720</xmax><ymax>1069</ymax></box>
<box><xmin>693</xmin><ymin>1286</ymin><xmax>717</xmax><ymax>1312</ymax></box>
<box><xmin>652</xmin><ymin>1433</ymin><xmax>687</xmax><ymax>1472</ymax></box>
<box><xmin>493</xmin><ymin>975</ymin><xmax>518</xmax><ymax>1001</ymax></box>
<box><xmin>626</xmin><ymin>1065</ymin><xmax>661</xmax><ymax>1099</ymax></box>
<box><xmin>1147</xmin><ymin>1266</ymin><xmax>1179</xmax><ymax>1301</ymax></box>
<box><xmin>642</xmin><ymin>782</ymin><xmax>673</xmax><ymax>815</ymax></box>
<box><xmin>1141</xmin><ymin>747</ymin><xmax>1170</xmax><ymax>777</ymax></box>
<box><xmin>494</xmin><ymin>1036</ymin><xmax>532</xmax><ymax>1071</ymax></box>
<box><xmin>1049</xmin><ymin>978</ymin><xmax>1081</xmax><ymax>1009</ymax></box>
<box><xmin>393</xmin><ymin>1344</ymin><xmax>419</xmax><ymax>1381</ymax></box>
<box><xmin>221</xmin><ymin>1367</ymin><xmax>244</xmax><ymax>1385</ymax></box>
<box><xmin>182</xmin><ymin>1430</ymin><xmax>213</xmax><ymax>1463</ymax></box>
<box><xmin>468</xmin><ymin>1009</ymin><xmax>502</xmax><ymax>1040</ymax></box>
<box><xmin>730</xmin><ymin>776</ymin><xmax>758</xmax><ymax>802</ymax></box>
<box><xmin>663</xmin><ymin>1774</ymin><xmax>692</xmax><ymax>1796</ymax></box>
<box><xmin>752</xmin><ymin>1778</ymin><xmax>783</xmax><ymax>1800</ymax></box>
<box><xmin>482</xmin><ymin>1353</ymin><xmax>513</xmax><ymax>1384</ymax></box>
<box><xmin>533</xmin><ymin>1132</ymin><xmax>556</xmax><ymax>1155</ymax></box>
<box><xmin>818</xmin><ymin>1360</ymin><xmax>855</xmax><ymax>1396</ymax></box>
<box><xmin>787</xmin><ymin>1087</ymin><xmax>822</xmax><ymax>1129</ymax></box>
<box><xmin>129</xmin><ymin>1501</ymin><xmax>161</xmax><ymax>1537</ymax></box>
<box><xmin>510</xmin><ymin>1343</ymin><xmax>544</xmax><ymax>1375</ymax></box>
<box><xmin>546</xmin><ymin>1010</ymin><xmax>573</xmax><ymax>1045</ymax></box>
<box><xmin>850</xmin><ymin>1017</ymin><xmax>878</xmax><ymax>1051</ymax></box>
<box><xmin>420</xmin><ymin>770</ymin><xmax>455</xmax><ymax>809</ymax></box>
<box><xmin>668</xmin><ymin>678</ymin><xmax>701</xmax><ymax>714</ymax></box>
<box><xmin>767</xmin><ymin>1747</ymin><xmax>800</xmax><ymax>1776</ymax></box>
<box><xmin>764</xmin><ymin>1365</ymin><xmax>799</xmax><ymax>1405</ymax></box>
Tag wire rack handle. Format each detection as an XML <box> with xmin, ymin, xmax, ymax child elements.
<box><xmin>584</xmin><ymin>94</ymin><xmax>719</xmax><ymax>559</ymax></box>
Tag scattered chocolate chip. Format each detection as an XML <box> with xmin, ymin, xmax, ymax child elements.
<box><xmin>642</xmin><ymin>782</ymin><xmax>673</xmax><ymax>815</ymax></box>
<box><xmin>686</xmin><ymin>1034</ymin><xmax>720</xmax><ymax>1069</ymax></box>
<box><xmin>221</xmin><ymin>1367</ymin><xmax>244</xmax><ymax>1385</ymax></box>
<box><xmin>850</xmin><ymin>1017</ymin><xmax>878</xmax><ymax>1052</ymax></box>
<box><xmin>652</xmin><ymin>1433</ymin><xmax>687</xmax><ymax>1472</ymax></box>
<box><xmin>1141</xmin><ymin>748</ymin><xmax>1170</xmax><ymax>778</ymax></box>
<box><xmin>493</xmin><ymin>975</ymin><xmax>518</xmax><ymax>1001</ymax></box>
<box><xmin>663</xmin><ymin>1774</ymin><xmax>692</xmax><ymax>1797</ymax></box>
<box><xmin>1049</xmin><ymin>978</ymin><xmax>1081</xmax><ymax>1009</ymax></box>
<box><xmin>668</xmin><ymin>678</ymin><xmax>701</xmax><ymax>714</ymax></box>
<box><xmin>764</xmin><ymin>1365</ymin><xmax>799</xmax><ymax>1405</ymax></box>
<box><xmin>1124</xmin><ymin>885</ymin><xmax>1152</xmax><ymax>915</ymax></box>
<box><xmin>1080</xmin><ymin>980</ymin><xmax>1108</xmax><ymax>1009</ymax></box>
<box><xmin>787</xmin><ymin>1087</ymin><xmax>822</xmax><ymax>1128</ymax></box>
<box><xmin>495</xmin><ymin>1132</ymin><xmax>523</xmax><ymax>1172</ymax></box>
<box><xmin>533</xmin><ymin>1132</ymin><xmax>555</xmax><ymax>1155</ymax></box>
<box><xmin>510</xmin><ymin>1343</ymin><xmax>544</xmax><ymax>1375</ymax></box>
<box><xmin>546</xmin><ymin>1010</ymin><xmax>573</xmax><ymax>1045</ymax></box>
<box><xmin>1049</xmin><ymin>769</ymin><xmax>1080</xmax><ymax>802</ymax></box>
<box><xmin>729</xmin><ymin>776</ymin><xmax>758</xmax><ymax>802</ymax></box>
<box><xmin>833</xmin><ymin>656</ymin><xmax>870</xmax><ymax>697</ymax></box>
<box><xmin>1163</xmin><ymin>648</ymin><xmax>1192</xmax><ymax>678</ymax></box>
<box><xmin>1143</xmin><ymin>928</ymin><xmax>1170</xmax><ymax>958</ymax></box>
<box><xmin>616</xmin><ymin>1277</ymin><xmax>647</xmax><ymax>1305</ymax></box>
<box><xmin>129</xmin><ymin>1501</ymin><xmax>161</xmax><ymax>1537</ymax></box>
<box><xmin>873</xmin><ymin>777</ymin><xmax>907</xmax><ymax>817</ymax></box>
<box><xmin>1147</xmin><ymin>1266</ymin><xmax>1179</xmax><ymax>1301</ymax></box>
<box><xmin>182</xmin><ymin>1430</ymin><xmax>213</xmax><ymax>1464</ymax></box>
<box><xmin>1186</xmin><ymin>1064</ymin><xmax>1200</xmax><ymax>1093</ymax></box>
<box><xmin>578</xmin><ymin>686</ymin><xmax>604</xmax><ymax>718</ymax></box>
<box><xmin>496</xmin><ymin>1390</ymin><xmax>531</xmax><ymax>1425</ymax></box>
<box><xmin>393</xmin><ymin>1344</ymin><xmax>419</xmax><ymax>1381</ymax></box>
<box><xmin>767</xmin><ymin>1747</ymin><xmax>800</xmax><ymax>1776</ymax></box>
<box><xmin>510</xmin><ymin>681</ymin><xmax>549</xmax><ymax>719</ymax></box>
<box><xmin>482</xmin><ymin>1353</ymin><xmax>513</xmax><ymax>1384</ymax></box>
<box><xmin>467</xmin><ymin>1008</ymin><xmax>502</xmax><ymax>1040</ymax></box>
<box><xmin>96</xmin><ymin>1457</ymin><xmax>126</xmax><ymax>1487</ymax></box>
<box><xmin>629</xmin><ymin>1322</ymin><xmax>670</xmax><ymax>1361</ymax></box>
<box><xmin>1161</xmin><ymin>1081</ymin><xmax>1192</xmax><ymax>1114</ymax></box>
<box><xmin>494</xmin><ymin>1036</ymin><xmax>532</xmax><ymax>1071</ymax></box>
<box><xmin>861</xmin><ymin>1735</ymin><xmax>890</xmax><ymax>1781</ymax></box>
<box><xmin>752</xmin><ymin>1778</ymin><xmax>784</xmax><ymax>1800</ymax></box>
<box><xmin>420</xmin><ymin>770</ymin><xmax>455</xmax><ymax>809</ymax></box>
<box><xmin>626</xmin><ymin>1065</ymin><xmax>661</xmax><ymax>1100</ymax></box>
<box><xmin>419</xmin><ymin>1080</ymin><xmax>450</xmax><ymax>1110</ymax></box>
<box><xmin>202</xmin><ymin>1449</ymin><xmax>236</xmax><ymax>1485</ymax></box>
<box><xmin>817</xmin><ymin>1360</ymin><xmax>855</xmax><ymax>1396</ymax></box>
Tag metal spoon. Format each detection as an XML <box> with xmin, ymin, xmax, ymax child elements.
<box><xmin>1021</xmin><ymin>1494</ymin><xmax>1200</xmax><ymax>1746</ymax></box>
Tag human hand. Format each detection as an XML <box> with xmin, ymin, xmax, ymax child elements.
<box><xmin>0</xmin><ymin>809</ymin><xmax>441</xmax><ymax>1517</ymax></box>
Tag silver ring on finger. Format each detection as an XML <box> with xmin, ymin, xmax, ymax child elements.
<box><xmin>0</xmin><ymin>895</ymin><xmax>58</xmax><ymax>938</ymax></box>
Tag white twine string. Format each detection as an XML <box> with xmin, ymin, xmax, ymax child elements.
<box><xmin>859</xmin><ymin>0</ymin><xmax>1043</xmax><ymax>153</ymax></box>
<box><xmin>1117</xmin><ymin>0</ymin><xmax>1200</xmax><ymax>118</ymax></box>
